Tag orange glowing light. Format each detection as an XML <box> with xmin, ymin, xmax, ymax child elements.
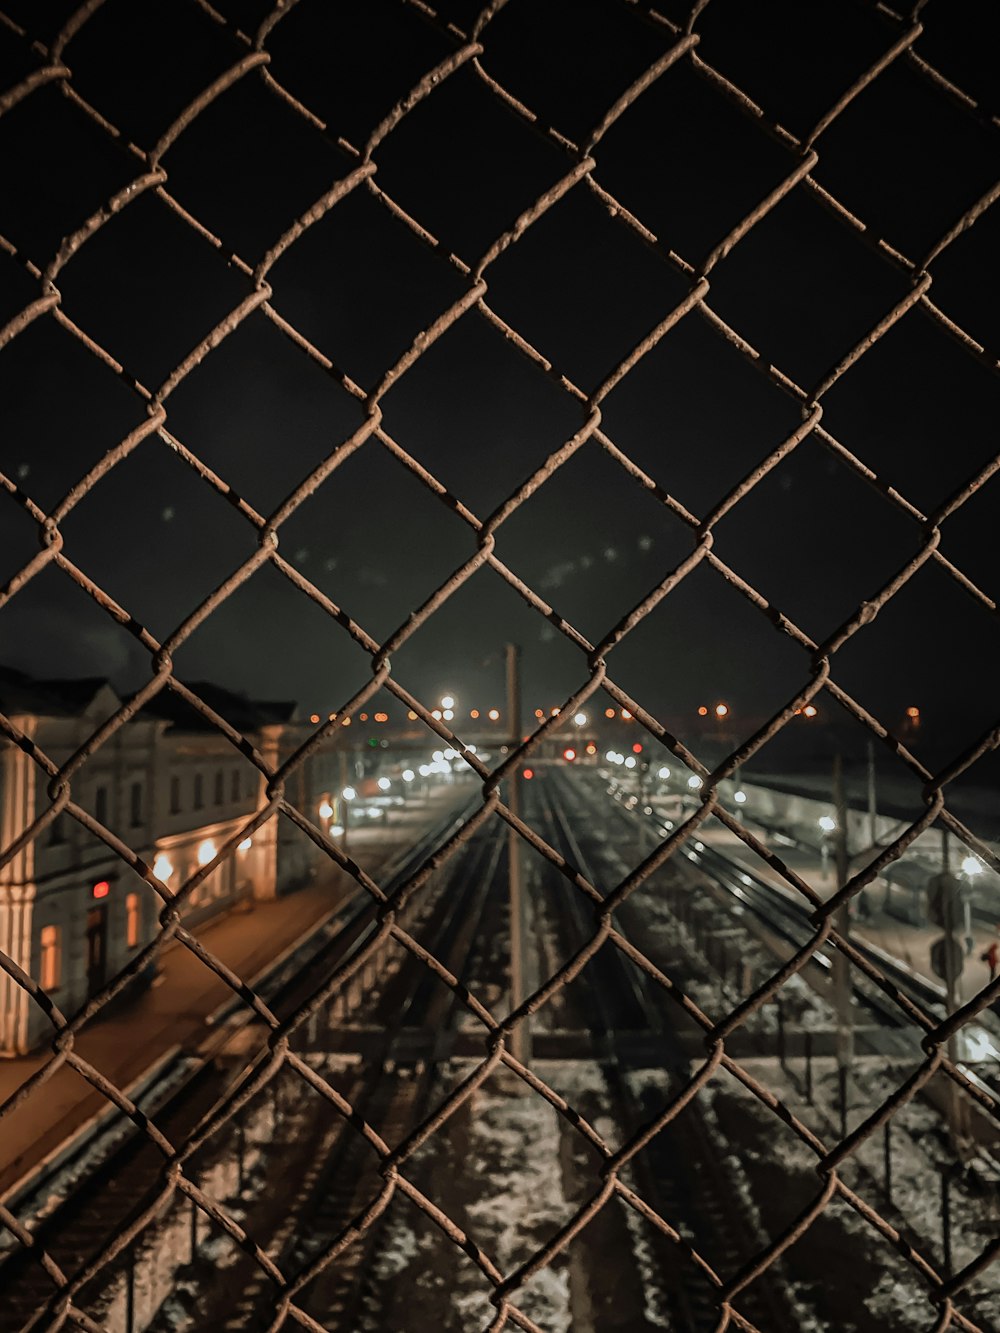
<box><xmin>374</xmin><ymin>712</ymin><xmax>388</xmax><ymax>722</ymax></box>
<box><xmin>697</xmin><ymin>706</ymin><xmax>708</xmax><ymax>717</ymax></box>
<box><xmin>906</xmin><ymin>706</ymin><xmax>920</xmax><ymax>719</ymax></box>
<box><xmin>470</xmin><ymin>709</ymin><xmax>480</xmax><ymax>719</ymax></box>
<box><xmin>92</xmin><ymin>880</ymin><xmax>110</xmax><ymax>899</ymax></box>
<box><xmin>360</xmin><ymin>712</ymin><xmax>368</xmax><ymax>722</ymax></box>
<box><xmin>585</xmin><ymin>743</ymin><xmax>597</xmax><ymax>754</ymax></box>
<box><xmin>341</xmin><ymin>717</ymin><xmax>351</xmax><ymax>726</ymax></box>
<box><xmin>522</xmin><ymin>768</ymin><xmax>534</xmax><ymax>780</ymax></box>
<box><xmin>534</xmin><ymin>709</ymin><xmax>544</xmax><ymax>719</ymax></box>
<box><xmin>621</xmin><ymin>709</ymin><xmax>632</xmax><ymax>721</ymax></box>
<box><xmin>309</xmin><ymin>713</ymin><xmax>320</xmax><ymax>724</ymax></box>
<box><xmin>803</xmin><ymin>704</ymin><xmax>818</xmax><ymax>718</ymax></box>
<box><xmin>408</xmin><ymin>710</ymin><xmax>418</xmax><ymax>720</ymax></box>
<box><xmin>632</xmin><ymin>743</ymin><xmax>643</xmax><ymax>754</ymax></box>
<box><xmin>605</xmin><ymin>708</ymin><xmax>615</xmax><ymax>719</ymax></box>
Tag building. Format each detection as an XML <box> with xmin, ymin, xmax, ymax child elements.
<box><xmin>0</xmin><ymin>667</ymin><xmax>311</xmax><ymax>1055</ymax></box>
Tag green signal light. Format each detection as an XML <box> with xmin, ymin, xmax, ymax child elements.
<box><xmin>367</xmin><ymin>736</ymin><xmax>378</xmax><ymax>747</ymax></box>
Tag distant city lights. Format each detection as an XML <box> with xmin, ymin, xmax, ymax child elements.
<box><xmin>440</xmin><ymin>695</ymin><xmax>455</xmax><ymax>710</ymax></box>
<box><xmin>488</xmin><ymin>708</ymin><xmax>500</xmax><ymax>721</ymax></box>
<box><xmin>734</xmin><ymin>790</ymin><xmax>747</xmax><ymax>804</ymax></box>
<box><xmin>342</xmin><ymin>787</ymin><xmax>357</xmax><ymax>801</ymax></box>
<box><xmin>962</xmin><ymin>856</ymin><xmax>983</xmax><ymax>876</ymax></box>
<box><xmin>318</xmin><ymin>800</ymin><xmax>334</xmax><ymax>819</ymax></box>
<box><xmin>715</xmin><ymin>703</ymin><xmax>729</xmax><ymax>718</ymax></box>
<box><xmin>238</xmin><ymin>837</ymin><xmax>253</xmax><ymax>852</ymax></box>
<box><xmin>573</xmin><ymin>712</ymin><xmax>587</xmax><ymax>726</ymax></box>
<box><xmin>402</xmin><ymin>769</ymin><xmax>415</xmax><ymax>782</ymax></box>
<box><xmin>658</xmin><ymin>766</ymin><xmax>670</xmax><ymax>779</ymax></box>
<box><xmin>818</xmin><ymin>815</ymin><xmax>836</xmax><ymax>832</ymax></box>
<box><xmin>197</xmin><ymin>839</ymin><xmax>216</xmax><ymax>865</ymax></box>
<box><xmin>687</xmin><ymin>775</ymin><xmax>703</xmax><ymax>789</ymax></box>
<box><xmin>377</xmin><ymin>777</ymin><xmax>391</xmax><ymax>791</ymax></box>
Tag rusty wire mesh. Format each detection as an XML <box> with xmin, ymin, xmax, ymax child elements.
<box><xmin>1</xmin><ymin>0</ymin><xmax>999</xmax><ymax>1328</ymax></box>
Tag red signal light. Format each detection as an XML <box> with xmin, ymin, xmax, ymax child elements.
<box><xmin>632</xmin><ymin>743</ymin><xmax>643</xmax><ymax>754</ymax></box>
<box><xmin>522</xmin><ymin>768</ymin><xmax>534</xmax><ymax>780</ymax></box>
<box><xmin>92</xmin><ymin>880</ymin><xmax>110</xmax><ymax>899</ymax></box>
<box><xmin>562</xmin><ymin>748</ymin><xmax>576</xmax><ymax>762</ymax></box>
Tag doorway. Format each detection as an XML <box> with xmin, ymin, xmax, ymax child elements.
<box><xmin>85</xmin><ymin>905</ymin><xmax>107</xmax><ymax>996</ymax></box>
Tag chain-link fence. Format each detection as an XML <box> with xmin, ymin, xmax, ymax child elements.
<box><xmin>1</xmin><ymin>0</ymin><xmax>999</xmax><ymax>1328</ymax></box>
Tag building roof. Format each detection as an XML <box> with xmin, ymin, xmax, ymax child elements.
<box><xmin>0</xmin><ymin>665</ymin><xmax>295</xmax><ymax>734</ymax></box>
<box><xmin>140</xmin><ymin>681</ymin><xmax>296</xmax><ymax>733</ymax></box>
<box><xmin>0</xmin><ymin>665</ymin><xmax>112</xmax><ymax>717</ymax></box>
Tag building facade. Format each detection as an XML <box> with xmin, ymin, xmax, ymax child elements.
<box><xmin>0</xmin><ymin>667</ymin><xmax>338</xmax><ymax>1055</ymax></box>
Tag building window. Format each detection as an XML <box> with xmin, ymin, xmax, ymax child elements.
<box><xmin>130</xmin><ymin>782</ymin><xmax>142</xmax><ymax>827</ymax></box>
<box><xmin>170</xmin><ymin>775</ymin><xmax>181</xmax><ymax>814</ymax></box>
<box><xmin>126</xmin><ymin>893</ymin><xmax>141</xmax><ymax>949</ymax></box>
<box><xmin>214</xmin><ymin>770</ymin><xmax>224</xmax><ymax>805</ymax></box>
<box><xmin>95</xmin><ymin>785</ymin><xmax>108</xmax><ymax>826</ymax></box>
<box><xmin>40</xmin><ymin>925</ymin><xmax>61</xmax><ymax>990</ymax></box>
<box><xmin>231</xmin><ymin>769</ymin><xmax>241</xmax><ymax>802</ymax></box>
<box><xmin>193</xmin><ymin>774</ymin><xmax>204</xmax><ymax>809</ymax></box>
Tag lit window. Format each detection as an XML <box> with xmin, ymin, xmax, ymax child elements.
<box><xmin>126</xmin><ymin>893</ymin><xmax>141</xmax><ymax>948</ymax></box>
<box><xmin>40</xmin><ymin>925</ymin><xmax>60</xmax><ymax>990</ymax></box>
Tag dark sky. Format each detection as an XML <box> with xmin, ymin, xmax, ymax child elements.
<box><xmin>0</xmin><ymin>0</ymin><xmax>998</xmax><ymax>779</ymax></box>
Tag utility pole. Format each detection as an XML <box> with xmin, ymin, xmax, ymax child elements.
<box><xmin>505</xmin><ymin>643</ymin><xmax>529</xmax><ymax>1065</ymax></box>
<box><xmin>832</xmin><ymin>752</ymin><xmax>854</xmax><ymax>1137</ymax></box>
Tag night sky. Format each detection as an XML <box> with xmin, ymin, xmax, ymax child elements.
<box><xmin>0</xmin><ymin>0</ymin><xmax>998</xmax><ymax>787</ymax></box>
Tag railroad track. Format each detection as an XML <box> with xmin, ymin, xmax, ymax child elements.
<box><xmin>532</xmin><ymin>774</ymin><xmax>801</xmax><ymax>1333</ymax></box>
<box><xmin>138</xmin><ymin>813</ymin><xmax>508</xmax><ymax>1332</ymax></box>
<box><xmin>0</xmin><ymin>797</ymin><xmax>481</xmax><ymax>1333</ymax></box>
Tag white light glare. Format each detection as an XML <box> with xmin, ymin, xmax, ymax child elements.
<box><xmin>658</xmin><ymin>765</ymin><xmax>670</xmax><ymax>779</ymax></box>
<box><xmin>441</xmin><ymin>695</ymin><xmax>455</xmax><ymax>710</ymax></box>
<box><xmin>734</xmin><ymin>790</ymin><xmax>747</xmax><ymax>804</ymax></box>
<box><xmin>573</xmin><ymin>711</ymin><xmax>587</xmax><ymax>726</ymax></box>
<box><xmin>330</xmin><ymin>824</ymin><xmax>345</xmax><ymax>837</ymax></box>
<box><xmin>432</xmin><ymin>750</ymin><xmax>444</xmax><ymax>762</ymax></box>
<box><xmin>818</xmin><ymin>815</ymin><xmax>836</xmax><ymax>832</ymax></box>
<box><xmin>342</xmin><ymin>787</ymin><xmax>357</xmax><ymax>801</ymax></box>
<box><xmin>418</xmin><ymin>764</ymin><xmax>431</xmax><ymax>777</ymax></box>
<box><xmin>443</xmin><ymin>709</ymin><xmax>455</xmax><ymax>721</ymax></box>
<box><xmin>443</xmin><ymin>747</ymin><xmax>457</xmax><ymax>760</ymax></box>
<box><xmin>962</xmin><ymin>855</ymin><xmax>983</xmax><ymax>876</ymax></box>
<box><xmin>687</xmin><ymin>775</ymin><xmax>702</xmax><ymax>790</ymax></box>
<box><xmin>153</xmin><ymin>853</ymin><xmax>174</xmax><ymax>881</ymax></box>
<box><xmin>197</xmin><ymin>839</ymin><xmax>216</xmax><ymax>866</ymax></box>
<box><xmin>238</xmin><ymin>837</ymin><xmax>253</xmax><ymax>852</ymax></box>
<box><xmin>377</xmin><ymin>777</ymin><xmax>391</xmax><ymax>791</ymax></box>
<box><xmin>624</xmin><ymin>756</ymin><xmax>637</xmax><ymax>769</ymax></box>
<box><xmin>402</xmin><ymin>769</ymin><xmax>415</xmax><ymax>782</ymax></box>
<box><xmin>318</xmin><ymin>800</ymin><xmax>334</xmax><ymax>819</ymax></box>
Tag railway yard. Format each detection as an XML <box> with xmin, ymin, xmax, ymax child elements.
<box><xmin>1</xmin><ymin>769</ymin><xmax>999</xmax><ymax>1332</ymax></box>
